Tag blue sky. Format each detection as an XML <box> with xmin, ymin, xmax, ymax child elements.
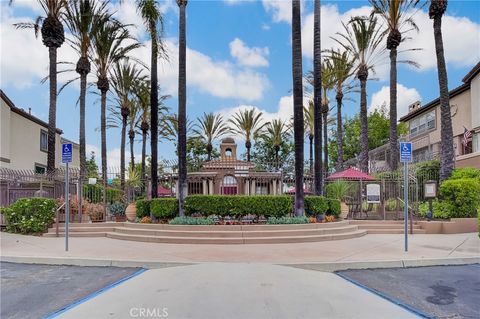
<box><xmin>1</xmin><ymin>0</ymin><xmax>479</xmax><ymax>166</ymax></box>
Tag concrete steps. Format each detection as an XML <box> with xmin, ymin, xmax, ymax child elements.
<box><xmin>44</xmin><ymin>221</ymin><xmax>367</xmax><ymax>244</ymax></box>
<box><xmin>347</xmin><ymin>220</ymin><xmax>426</xmax><ymax>234</ymax></box>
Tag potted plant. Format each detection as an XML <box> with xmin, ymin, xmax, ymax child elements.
<box><xmin>125</xmin><ymin>167</ymin><xmax>142</xmax><ymax>222</ymax></box>
<box><xmin>84</xmin><ymin>202</ymin><xmax>103</xmax><ymax>222</ymax></box>
<box><xmin>326</xmin><ymin>180</ymin><xmax>351</xmax><ymax>219</ymax></box>
<box><xmin>109</xmin><ymin>201</ymin><xmax>127</xmax><ymax>222</ymax></box>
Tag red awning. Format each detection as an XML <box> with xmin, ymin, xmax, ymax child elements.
<box><xmin>285</xmin><ymin>187</ymin><xmax>314</xmax><ymax>195</ymax></box>
<box><xmin>326</xmin><ymin>167</ymin><xmax>375</xmax><ymax>181</ymax></box>
<box><xmin>158</xmin><ymin>186</ymin><xmax>174</xmax><ymax>197</ymax></box>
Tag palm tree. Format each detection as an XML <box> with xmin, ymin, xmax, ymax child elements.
<box><xmin>313</xmin><ymin>0</ymin><xmax>322</xmax><ymax>195</ymax></box>
<box><xmin>263</xmin><ymin>119</ymin><xmax>290</xmax><ymax>169</ymax></box>
<box><xmin>371</xmin><ymin>0</ymin><xmax>421</xmax><ymax>171</ymax></box>
<box><xmin>128</xmin><ymin>101</ymin><xmax>140</xmax><ymax>171</ymax></box>
<box><xmin>193</xmin><ymin>113</ymin><xmax>229</xmax><ymax>161</ymax></box>
<box><xmin>304</xmin><ymin>101</ymin><xmax>315</xmax><ymax>175</ymax></box>
<box><xmin>321</xmin><ymin>61</ymin><xmax>335</xmax><ymax>174</ymax></box>
<box><xmin>429</xmin><ymin>0</ymin><xmax>454</xmax><ymax>181</ymax></box>
<box><xmin>109</xmin><ymin>60</ymin><xmax>146</xmax><ymax>189</ymax></box>
<box><xmin>134</xmin><ymin>0</ymin><xmax>165</xmax><ymax>199</ymax></box>
<box><xmin>177</xmin><ymin>0</ymin><xmax>188</xmax><ymax>217</ymax></box>
<box><xmin>12</xmin><ymin>0</ymin><xmax>67</xmax><ymax>172</ymax></box>
<box><xmin>326</xmin><ymin>50</ymin><xmax>355</xmax><ymax>171</ymax></box>
<box><xmin>292</xmin><ymin>0</ymin><xmax>304</xmax><ymax>216</ymax></box>
<box><xmin>91</xmin><ymin>19</ymin><xmax>140</xmax><ymax>182</ymax></box>
<box><xmin>229</xmin><ymin>108</ymin><xmax>267</xmax><ymax>161</ymax></box>
<box><xmin>334</xmin><ymin>15</ymin><xmax>386</xmax><ymax>172</ymax></box>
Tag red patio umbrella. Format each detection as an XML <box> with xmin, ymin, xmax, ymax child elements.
<box><xmin>326</xmin><ymin>167</ymin><xmax>375</xmax><ymax>181</ymax></box>
<box><xmin>158</xmin><ymin>186</ymin><xmax>174</xmax><ymax>197</ymax></box>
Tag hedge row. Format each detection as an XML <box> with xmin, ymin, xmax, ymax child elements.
<box><xmin>136</xmin><ymin>195</ymin><xmax>340</xmax><ymax>219</ymax></box>
<box><xmin>83</xmin><ymin>184</ymin><xmax>123</xmax><ymax>204</ymax></box>
<box><xmin>1</xmin><ymin>198</ymin><xmax>56</xmax><ymax>234</ymax></box>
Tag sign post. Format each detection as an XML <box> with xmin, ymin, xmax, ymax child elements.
<box><xmin>62</xmin><ymin>143</ymin><xmax>73</xmax><ymax>251</ymax></box>
<box><xmin>400</xmin><ymin>142</ymin><xmax>412</xmax><ymax>252</ymax></box>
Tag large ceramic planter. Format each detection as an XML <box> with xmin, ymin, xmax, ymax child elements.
<box><xmin>125</xmin><ymin>203</ymin><xmax>137</xmax><ymax>222</ymax></box>
<box><xmin>115</xmin><ymin>215</ymin><xmax>127</xmax><ymax>222</ymax></box>
<box><xmin>340</xmin><ymin>201</ymin><xmax>349</xmax><ymax>219</ymax></box>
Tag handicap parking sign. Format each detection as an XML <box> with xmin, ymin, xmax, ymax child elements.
<box><xmin>62</xmin><ymin>143</ymin><xmax>72</xmax><ymax>163</ymax></box>
<box><xmin>399</xmin><ymin>142</ymin><xmax>412</xmax><ymax>163</ymax></box>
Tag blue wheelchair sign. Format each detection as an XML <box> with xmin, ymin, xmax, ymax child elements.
<box><xmin>400</xmin><ymin>142</ymin><xmax>412</xmax><ymax>163</ymax></box>
<box><xmin>62</xmin><ymin>143</ymin><xmax>73</xmax><ymax>163</ymax></box>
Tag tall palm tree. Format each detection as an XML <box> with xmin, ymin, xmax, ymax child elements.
<box><xmin>13</xmin><ymin>0</ymin><xmax>67</xmax><ymax>172</ymax></box>
<box><xmin>110</xmin><ymin>60</ymin><xmax>145</xmax><ymax>189</ymax></box>
<box><xmin>229</xmin><ymin>108</ymin><xmax>267</xmax><ymax>161</ymax></box>
<box><xmin>429</xmin><ymin>1</ymin><xmax>454</xmax><ymax>181</ymax></box>
<box><xmin>327</xmin><ymin>50</ymin><xmax>355</xmax><ymax>171</ymax></box>
<box><xmin>334</xmin><ymin>15</ymin><xmax>386</xmax><ymax>172</ymax></box>
<box><xmin>193</xmin><ymin>113</ymin><xmax>229</xmax><ymax>161</ymax></box>
<box><xmin>292</xmin><ymin>0</ymin><xmax>304</xmax><ymax>216</ymax></box>
<box><xmin>321</xmin><ymin>61</ymin><xmax>335</xmax><ymax>174</ymax></box>
<box><xmin>134</xmin><ymin>0</ymin><xmax>165</xmax><ymax>199</ymax></box>
<box><xmin>91</xmin><ymin>20</ymin><xmax>140</xmax><ymax>182</ymax></box>
<box><xmin>313</xmin><ymin>0</ymin><xmax>323</xmax><ymax>195</ymax></box>
<box><xmin>263</xmin><ymin>119</ymin><xmax>290</xmax><ymax>169</ymax></box>
<box><xmin>177</xmin><ymin>0</ymin><xmax>188</xmax><ymax>217</ymax></box>
<box><xmin>371</xmin><ymin>0</ymin><xmax>421</xmax><ymax>170</ymax></box>
<box><xmin>304</xmin><ymin>101</ymin><xmax>315</xmax><ymax>175</ymax></box>
<box><xmin>128</xmin><ymin>101</ymin><xmax>140</xmax><ymax>171</ymax></box>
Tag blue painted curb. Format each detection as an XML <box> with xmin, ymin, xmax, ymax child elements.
<box><xmin>44</xmin><ymin>268</ymin><xmax>147</xmax><ymax>319</ymax></box>
<box><xmin>335</xmin><ymin>272</ymin><xmax>434</xmax><ymax>319</ymax></box>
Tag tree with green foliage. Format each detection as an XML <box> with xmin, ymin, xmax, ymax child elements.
<box><xmin>86</xmin><ymin>151</ymin><xmax>99</xmax><ymax>178</ymax></box>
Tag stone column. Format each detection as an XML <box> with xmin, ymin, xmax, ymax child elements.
<box><xmin>251</xmin><ymin>179</ymin><xmax>256</xmax><ymax>195</ymax></box>
<box><xmin>245</xmin><ymin>179</ymin><xmax>250</xmax><ymax>195</ymax></box>
<box><xmin>208</xmin><ymin>179</ymin><xmax>214</xmax><ymax>195</ymax></box>
<box><xmin>202</xmin><ymin>180</ymin><xmax>208</xmax><ymax>195</ymax></box>
<box><xmin>272</xmin><ymin>179</ymin><xmax>277</xmax><ymax>195</ymax></box>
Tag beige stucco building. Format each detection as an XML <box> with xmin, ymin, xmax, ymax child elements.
<box><xmin>398</xmin><ymin>62</ymin><xmax>480</xmax><ymax>169</ymax></box>
<box><xmin>0</xmin><ymin>90</ymin><xmax>80</xmax><ymax>172</ymax></box>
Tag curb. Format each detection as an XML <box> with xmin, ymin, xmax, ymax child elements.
<box><xmin>1</xmin><ymin>255</ymin><xmax>478</xmax><ymax>271</ymax></box>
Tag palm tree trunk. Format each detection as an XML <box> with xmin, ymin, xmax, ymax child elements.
<box><xmin>359</xmin><ymin>77</ymin><xmax>369</xmax><ymax>172</ymax></box>
<box><xmin>100</xmin><ymin>89</ymin><xmax>107</xmax><ymax>182</ymax></box>
<box><xmin>78</xmin><ymin>66</ymin><xmax>88</xmax><ymax>223</ymax></box>
<box><xmin>141</xmin><ymin>128</ymin><xmax>147</xmax><ymax>180</ymax></box>
<box><xmin>120</xmin><ymin>117</ymin><xmax>127</xmax><ymax>190</ymax></box>
<box><xmin>150</xmin><ymin>24</ymin><xmax>159</xmax><ymax>200</ymax></box>
<box><xmin>433</xmin><ymin>14</ymin><xmax>454</xmax><ymax>180</ymax></box>
<box><xmin>292</xmin><ymin>0</ymin><xmax>304</xmax><ymax>216</ymax></box>
<box><xmin>47</xmin><ymin>47</ymin><xmax>57</xmax><ymax>173</ymax></box>
<box><xmin>313</xmin><ymin>0</ymin><xmax>323</xmax><ymax>196</ymax></box>
<box><xmin>322</xmin><ymin>109</ymin><xmax>328</xmax><ymax>174</ymax></box>
<box><xmin>389</xmin><ymin>47</ymin><xmax>399</xmax><ymax>171</ymax></box>
<box><xmin>309</xmin><ymin>135</ymin><xmax>313</xmax><ymax>175</ymax></box>
<box><xmin>178</xmin><ymin>1</ymin><xmax>188</xmax><ymax>217</ymax></box>
<box><xmin>336</xmin><ymin>91</ymin><xmax>344</xmax><ymax>171</ymax></box>
<box><xmin>246</xmin><ymin>140</ymin><xmax>251</xmax><ymax>161</ymax></box>
<box><xmin>129</xmin><ymin>130</ymin><xmax>135</xmax><ymax>170</ymax></box>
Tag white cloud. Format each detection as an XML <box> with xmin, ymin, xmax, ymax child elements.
<box><xmin>86</xmin><ymin>144</ymin><xmax>141</xmax><ymax>169</ymax></box>
<box><xmin>261</xmin><ymin>23</ymin><xmax>271</xmax><ymax>31</ymax></box>
<box><xmin>262</xmin><ymin>0</ymin><xmax>295</xmax><ymax>24</ymax></box>
<box><xmin>153</xmin><ymin>39</ymin><xmax>270</xmax><ymax>101</ymax></box>
<box><xmin>301</xmin><ymin>4</ymin><xmax>480</xmax><ymax>77</ymax></box>
<box><xmin>229</xmin><ymin>38</ymin><xmax>269</xmax><ymax>67</ymax></box>
<box><xmin>224</xmin><ymin>0</ymin><xmax>256</xmax><ymax>5</ymax></box>
<box><xmin>369</xmin><ymin>84</ymin><xmax>422</xmax><ymax>119</ymax></box>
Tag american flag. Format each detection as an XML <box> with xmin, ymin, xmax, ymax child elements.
<box><xmin>463</xmin><ymin>126</ymin><xmax>472</xmax><ymax>145</ymax></box>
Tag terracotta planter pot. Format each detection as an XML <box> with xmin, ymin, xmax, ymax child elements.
<box><xmin>340</xmin><ymin>202</ymin><xmax>349</xmax><ymax>219</ymax></box>
<box><xmin>125</xmin><ymin>203</ymin><xmax>137</xmax><ymax>222</ymax></box>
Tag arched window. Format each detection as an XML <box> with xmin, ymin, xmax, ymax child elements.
<box><xmin>222</xmin><ymin>175</ymin><xmax>237</xmax><ymax>195</ymax></box>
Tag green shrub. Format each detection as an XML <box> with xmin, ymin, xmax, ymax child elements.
<box><xmin>185</xmin><ymin>195</ymin><xmax>293</xmax><ymax>218</ymax></box>
<box><xmin>136</xmin><ymin>199</ymin><xmax>151</xmax><ymax>218</ymax></box>
<box><xmin>438</xmin><ymin>178</ymin><xmax>480</xmax><ymax>218</ymax></box>
<box><xmin>385</xmin><ymin>198</ymin><xmax>402</xmax><ymax>211</ymax></box>
<box><xmin>169</xmin><ymin>216</ymin><xmax>215</xmax><ymax>225</ymax></box>
<box><xmin>267</xmin><ymin>216</ymin><xmax>309</xmax><ymax>224</ymax></box>
<box><xmin>450</xmin><ymin>167</ymin><xmax>480</xmax><ymax>180</ymax></box>
<box><xmin>304</xmin><ymin>196</ymin><xmax>329</xmax><ymax>216</ymax></box>
<box><xmin>2</xmin><ymin>198</ymin><xmax>56</xmax><ymax>234</ymax></box>
<box><xmin>151</xmin><ymin>198</ymin><xmax>178</xmax><ymax>219</ymax></box>
<box><xmin>419</xmin><ymin>200</ymin><xmax>454</xmax><ymax>219</ymax></box>
<box><xmin>327</xmin><ymin>199</ymin><xmax>341</xmax><ymax>216</ymax></box>
<box><xmin>109</xmin><ymin>202</ymin><xmax>126</xmax><ymax>216</ymax></box>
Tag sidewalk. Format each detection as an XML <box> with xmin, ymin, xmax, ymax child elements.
<box><xmin>1</xmin><ymin>232</ymin><xmax>479</xmax><ymax>268</ymax></box>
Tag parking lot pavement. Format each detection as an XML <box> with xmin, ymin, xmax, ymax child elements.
<box><xmin>0</xmin><ymin>262</ymin><xmax>142</xmax><ymax>319</ymax></box>
<box><xmin>337</xmin><ymin>264</ymin><xmax>480</xmax><ymax>318</ymax></box>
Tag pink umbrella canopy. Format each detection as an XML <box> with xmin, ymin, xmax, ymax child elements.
<box><xmin>326</xmin><ymin>167</ymin><xmax>375</xmax><ymax>181</ymax></box>
<box><xmin>157</xmin><ymin>186</ymin><xmax>174</xmax><ymax>197</ymax></box>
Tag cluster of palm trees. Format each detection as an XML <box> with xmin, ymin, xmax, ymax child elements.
<box><xmin>13</xmin><ymin>0</ymin><xmax>455</xmax><ymax>217</ymax></box>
